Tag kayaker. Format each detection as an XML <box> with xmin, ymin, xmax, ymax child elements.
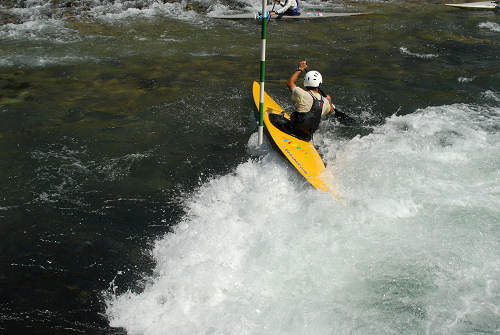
<box><xmin>269</xmin><ymin>0</ymin><xmax>300</xmax><ymax>18</ymax></box>
<box><xmin>270</xmin><ymin>60</ymin><xmax>334</xmax><ymax>141</ymax></box>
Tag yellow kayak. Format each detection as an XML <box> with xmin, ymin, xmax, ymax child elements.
<box><xmin>252</xmin><ymin>81</ymin><xmax>337</xmax><ymax>195</ymax></box>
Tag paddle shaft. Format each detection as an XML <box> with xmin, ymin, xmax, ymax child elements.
<box><xmin>318</xmin><ymin>88</ymin><xmax>351</xmax><ymax>121</ymax></box>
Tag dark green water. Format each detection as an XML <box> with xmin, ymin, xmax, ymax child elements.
<box><xmin>1</xmin><ymin>0</ymin><xmax>499</xmax><ymax>333</ymax></box>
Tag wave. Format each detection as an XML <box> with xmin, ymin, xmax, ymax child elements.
<box><xmin>0</xmin><ymin>55</ymin><xmax>104</xmax><ymax>67</ymax></box>
<box><xmin>458</xmin><ymin>76</ymin><xmax>474</xmax><ymax>83</ymax></box>
<box><xmin>0</xmin><ymin>17</ymin><xmax>81</xmax><ymax>43</ymax></box>
<box><xmin>105</xmin><ymin>101</ymin><xmax>500</xmax><ymax>334</ymax></box>
<box><xmin>481</xmin><ymin>90</ymin><xmax>500</xmax><ymax>102</ymax></box>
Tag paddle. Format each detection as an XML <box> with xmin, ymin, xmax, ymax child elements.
<box><xmin>318</xmin><ymin>87</ymin><xmax>355</xmax><ymax>124</ymax></box>
<box><xmin>270</xmin><ymin>2</ymin><xmax>276</xmax><ymax>18</ymax></box>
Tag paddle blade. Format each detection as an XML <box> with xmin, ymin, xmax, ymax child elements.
<box><xmin>333</xmin><ymin>108</ymin><xmax>355</xmax><ymax>124</ymax></box>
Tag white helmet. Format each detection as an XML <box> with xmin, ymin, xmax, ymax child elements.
<box><xmin>303</xmin><ymin>70</ymin><xmax>322</xmax><ymax>88</ymax></box>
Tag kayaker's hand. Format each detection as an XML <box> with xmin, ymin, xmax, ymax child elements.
<box><xmin>325</xmin><ymin>95</ymin><xmax>334</xmax><ymax>114</ymax></box>
<box><xmin>288</xmin><ymin>60</ymin><xmax>307</xmax><ymax>92</ymax></box>
<box><xmin>298</xmin><ymin>60</ymin><xmax>307</xmax><ymax>71</ymax></box>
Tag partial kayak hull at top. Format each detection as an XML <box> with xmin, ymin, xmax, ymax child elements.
<box><xmin>445</xmin><ymin>1</ymin><xmax>499</xmax><ymax>10</ymax></box>
<box><xmin>212</xmin><ymin>12</ymin><xmax>370</xmax><ymax>20</ymax></box>
<box><xmin>251</xmin><ymin>81</ymin><xmax>338</xmax><ymax>197</ymax></box>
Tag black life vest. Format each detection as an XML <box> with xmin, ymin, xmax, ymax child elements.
<box><xmin>290</xmin><ymin>91</ymin><xmax>324</xmax><ymax>136</ymax></box>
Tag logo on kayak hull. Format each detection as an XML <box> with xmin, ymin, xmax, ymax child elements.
<box><xmin>282</xmin><ymin>138</ymin><xmax>311</xmax><ymax>178</ymax></box>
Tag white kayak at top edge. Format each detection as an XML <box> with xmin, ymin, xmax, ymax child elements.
<box><xmin>445</xmin><ymin>1</ymin><xmax>498</xmax><ymax>9</ymax></box>
<box><xmin>211</xmin><ymin>12</ymin><xmax>369</xmax><ymax>20</ymax></box>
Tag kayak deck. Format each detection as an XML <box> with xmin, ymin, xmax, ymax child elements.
<box><xmin>252</xmin><ymin>81</ymin><xmax>338</xmax><ymax>196</ymax></box>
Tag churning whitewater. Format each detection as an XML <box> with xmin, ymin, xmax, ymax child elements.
<box><xmin>106</xmin><ymin>99</ymin><xmax>500</xmax><ymax>334</ymax></box>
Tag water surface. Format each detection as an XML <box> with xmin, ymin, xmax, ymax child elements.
<box><xmin>0</xmin><ymin>0</ymin><xmax>499</xmax><ymax>334</ymax></box>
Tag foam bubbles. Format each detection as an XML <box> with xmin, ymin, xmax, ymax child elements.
<box><xmin>400</xmin><ymin>47</ymin><xmax>438</xmax><ymax>59</ymax></box>
<box><xmin>0</xmin><ymin>18</ymin><xmax>80</xmax><ymax>43</ymax></box>
<box><xmin>458</xmin><ymin>77</ymin><xmax>474</xmax><ymax>83</ymax></box>
<box><xmin>88</xmin><ymin>1</ymin><xmax>198</xmax><ymax>23</ymax></box>
<box><xmin>482</xmin><ymin>90</ymin><xmax>500</xmax><ymax>102</ymax></box>
<box><xmin>106</xmin><ymin>102</ymin><xmax>500</xmax><ymax>334</ymax></box>
<box><xmin>479</xmin><ymin>21</ymin><xmax>500</xmax><ymax>33</ymax></box>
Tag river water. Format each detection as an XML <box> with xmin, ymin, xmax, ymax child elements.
<box><xmin>1</xmin><ymin>0</ymin><xmax>499</xmax><ymax>334</ymax></box>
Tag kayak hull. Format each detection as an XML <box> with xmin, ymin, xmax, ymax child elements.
<box><xmin>213</xmin><ymin>12</ymin><xmax>369</xmax><ymax>20</ymax></box>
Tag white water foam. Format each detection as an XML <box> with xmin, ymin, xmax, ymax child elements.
<box><xmin>400</xmin><ymin>47</ymin><xmax>438</xmax><ymax>59</ymax></box>
<box><xmin>106</xmin><ymin>102</ymin><xmax>500</xmax><ymax>334</ymax></box>
<box><xmin>0</xmin><ymin>18</ymin><xmax>80</xmax><ymax>43</ymax></box>
<box><xmin>479</xmin><ymin>21</ymin><xmax>500</xmax><ymax>33</ymax></box>
<box><xmin>482</xmin><ymin>90</ymin><xmax>500</xmax><ymax>103</ymax></box>
<box><xmin>458</xmin><ymin>76</ymin><xmax>474</xmax><ymax>83</ymax></box>
<box><xmin>87</xmin><ymin>1</ymin><xmax>198</xmax><ymax>23</ymax></box>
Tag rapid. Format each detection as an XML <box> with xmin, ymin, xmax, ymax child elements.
<box><xmin>0</xmin><ymin>0</ymin><xmax>499</xmax><ymax>334</ymax></box>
